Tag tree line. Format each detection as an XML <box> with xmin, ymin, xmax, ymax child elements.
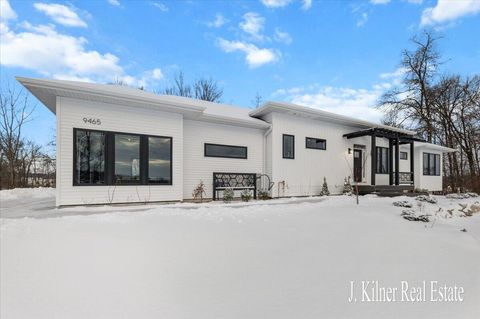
<box><xmin>378</xmin><ymin>32</ymin><xmax>480</xmax><ymax>192</ymax></box>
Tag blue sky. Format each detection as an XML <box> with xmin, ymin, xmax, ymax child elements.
<box><xmin>1</xmin><ymin>0</ymin><xmax>479</xmax><ymax>148</ymax></box>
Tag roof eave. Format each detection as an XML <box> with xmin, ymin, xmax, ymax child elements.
<box><xmin>16</xmin><ymin>76</ymin><xmax>206</xmax><ymax>115</ymax></box>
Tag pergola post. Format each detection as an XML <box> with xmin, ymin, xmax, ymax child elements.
<box><xmin>389</xmin><ymin>139</ymin><xmax>394</xmax><ymax>185</ymax></box>
<box><xmin>410</xmin><ymin>141</ymin><xmax>415</xmax><ymax>185</ymax></box>
<box><xmin>395</xmin><ymin>137</ymin><xmax>400</xmax><ymax>185</ymax></box>
<box><xmin>371</xmin><ymin>131</ymin><xmax>376</xmax><ymax>186</ymax></box>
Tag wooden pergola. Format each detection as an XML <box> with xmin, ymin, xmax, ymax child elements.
<box><xmin>343</xmin><ymin>128</ymin><xmax>425</xmax><ymax>186</ymax></box>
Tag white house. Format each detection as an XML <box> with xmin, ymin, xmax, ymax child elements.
<box><xmin>17</xmin><ymin>77</ymin><xmax>455</xmax><ymax>207</ymax></box>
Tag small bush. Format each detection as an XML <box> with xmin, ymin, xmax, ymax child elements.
<box><xmin>320</xmin><ymin>177</ymin><xmax>330</xmax><ymax>196</ymax></box>
<box><xmin>343</xmin><ymin>177</ymin><xmax>353</xmax><ymax>194</ymax></box>
<box><xmin>223</xmin><ymin>188</ymin><xmax>234</xmax><ymax>203</ymax></box>
<box><xmin>241</xmin><ymin>189</ymin><xmax>252</xmax><ymax>202</ymax></box>
<box><xmin>192</xmin><ymin>180</ymin><xmax>206</xmax><ymax>202</ymax></box>
<box><xmin>258</xmin><ymin>190</ymin><xmax>270</xmax><ymax>200</ymax></box>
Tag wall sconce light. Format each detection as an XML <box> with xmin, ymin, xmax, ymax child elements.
<box><xmin>348</xmin><ymin>148</ymin><xmax>352</xmax><ymax>154</ymax></box>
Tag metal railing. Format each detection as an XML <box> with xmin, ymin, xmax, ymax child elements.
<box><xmin>398</xmin><ymin>172</ymin><xmax>414</xmax><ymax>185</ymax></box>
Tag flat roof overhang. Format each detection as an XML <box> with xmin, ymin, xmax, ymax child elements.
<box><xmin>343</xmin><ymin>127</ymin><xmax>425</xmax><ymax>143</ymax></box>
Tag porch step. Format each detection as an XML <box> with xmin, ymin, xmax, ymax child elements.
<box><xmin>357</xmin><ymin>185</ymin><xmax>414</xmax><ymax>196</ymax></box>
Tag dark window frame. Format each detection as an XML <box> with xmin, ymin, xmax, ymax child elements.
<box><xmin>282</xmin><ymin>134</ymin><xmax>295</xmax><ymax>159</ymax></box>
<box><xmin>147</xmin><ymin>136</ymin><xmax>173</xmax><ymax>185</ymax></box>
<box><xmin>375</xmin><ymin>146</ymin><xmax>389</xmax><ymax>174</ymax></box>
<box><xmin>204</xmin><ymin>143</ymin><xmax>248</xmax><ymax>159</ymax></box>
<box><xmin>73</xmin><ymin>128</ymin><xmax>173</xmax><ymax>186</ymax></box>
<box><xmin>305</xmin><ymin>137</ymin><xmax>327</xmax><ymax>150</ymax></box>
<box><xmin>400</xmin><ymin>151</ymin><xmax>408</xmax><ymax>160</ymax></box>
<box><xmin>423</xmin><ymin>152</ymin><xmax>441</xmax><ymax>176</ymax></box>
<box><xmin>73</xmin><ymin>128</ymin><xmax>107</xmax><ymax>186</ymax></box>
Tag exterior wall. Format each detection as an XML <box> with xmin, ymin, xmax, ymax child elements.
<box><xmin>182</xmin><ymin>120</ymin><xmax>264</xmax><ymax>200</ymax></box>
<box><xmin>268</xmin><ymin>112</ymin><xmax>379</xmax><ymax>197</ymax></box>
<box><xmin>414</xmin><ymin>148</ymin><xmax>443</xmax><ymax>191</ymax></box>
<box><xmin>398</xmin><ymin>145</ymin><xmax>411</xmax><ymax>173</ymax></box>
<box><xmin>56</xmin><ymin>97</ymin><xmax>183</xmax><ymax>206</ymax></box>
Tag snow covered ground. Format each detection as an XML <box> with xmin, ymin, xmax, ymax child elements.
<box><xmin>1</xmin><ymin>188</ymin><xmax>479</xmax><ymax>319</ymax></box>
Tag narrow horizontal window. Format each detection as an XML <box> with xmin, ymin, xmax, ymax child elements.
<box><xmin>283</xmin><ymin>134</ymin><xmax>295</xmax><ymax>159</ymax></box>
<box><xmin>400</xmin><ymin>151</ymin><xmax>408</xmax><ymax>160</ymax></box>
<box><xmin>306</xmin><ymin>137</ymin><xmax>326</xmax><ymax>150</ymax></box>
<box><xmin>423</xmin><ymin>152</ymin><xmax>440</xmax><ymax>176</ymax></box>
<box><xmin>204</xmin><ymin>143</ymin><xmax>247</xmax><ymax>159</ymax></box>
<box><xmin>74</xmin><ymin>129</ymin><xmax>106</xmax><ymax>185</ymax></box>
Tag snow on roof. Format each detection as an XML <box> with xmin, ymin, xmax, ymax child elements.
<box><xmin>15</xmin><ymin>77</ymin><xmax>269</xmax><ymax>129</ymax></box>
<box><xmin>250</xmin><ymin>101</ymin><xmax>417</xmax><ymax>135</ymax></box>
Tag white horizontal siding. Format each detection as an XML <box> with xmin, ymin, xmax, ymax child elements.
<box><xmin>57</xmin><ymin>97</ymin><xmax>183</xmax><ymax>206</ymax></box>
<box><xmin>183</xmin><ymin>120</ymin><xmax>264</xmax><ymax>200</ymax></box>
<box><xmin>270</xmin><ymin>112</ymin><xmax>360</xmax><ymax>196</ymax></box>
<box><xmin>416</xmin><ymin>148</ymin><xmax>443</xmax><ymax>191</ymax></box>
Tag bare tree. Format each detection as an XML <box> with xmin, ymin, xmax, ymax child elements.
<box><xmin>0</xmin><ymin>84</ymin><xmax>35</xmax><ymax>189</ymax></box>
<box><xmin>377</xmin><ymin>31</ymin><xmax>480</xmax><ymax>192</ymax></box>
<box><xmin>378</xmin><ymin>31</ymin><xmax>441</xmax><ymax>142</ymax></box>
<box><xmin>194</xmin><ymin>78</ymin><xmax>223</xmax><ymax>102</ymax></box>
<box><xmin>252</xmin><ymin>92</ymin><xmax>263</xmax><ymax>108</ymax></box>
<box><xmin>162</xmin><ymin>72</ymin><xmax>223</xmax><ymax>102</ymax></box>
<box><xmin>162</xmin><ymin>72</ymin><xmax>193</xmax><ymax>98</ymax></box>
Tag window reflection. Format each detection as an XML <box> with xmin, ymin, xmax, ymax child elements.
<box><xmin>115</xmin><ymin>134</ymin><xmax>140</xmax><ymax>183</ymax></box>
<box><xmin>149</xmin><ymin>137</ymin><xmax>171</xmax><ymax>184</ymax></box>
<box><xmin>75</xmin><ymin>130</ymin><xmax>105</xmax><ymax>184</ymax></box>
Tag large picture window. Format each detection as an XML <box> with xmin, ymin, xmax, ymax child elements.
<box><xmin>73</xmin><ymin>128</ymin><xmax>172</xmax><ymax>186</ymax></box>
<box><xmin>204</xmin><ymin>143</ymin><xmax>247</xmax><ymax>159</ymax></box>
<box><xmin>283</xmin><ymin>134</ymin><xmax>295</xmax><ymax>159</ymax></box>
<box><xmin>149</xmin><ymin>137</ymin><xmax>172</xmax><ymax>184</ymax></box>
<box><xmin>114</xmin><ymin>134</ymin><xmax>140</xmax><ymax>184</ymax></box>
<box><xmin>375</xmin><ymin>147</ymin><xmax>389</xmax><ymax>174</ymax></box>
<box><xmin>74</xmin><ymin>129</ymin><xmax>106</xmax><ymax>185</ymax></box>
<box><xmin>423</xmin><ymin>153</ymin><xmax>440</xmax><ymax>176</ymax></box>
<box><xmin>305</xmin><ymin>137</ymin><xmax>326</xmax><ymax>150</ymax></box>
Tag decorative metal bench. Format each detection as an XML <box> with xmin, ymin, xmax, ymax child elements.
<box><xmin>213</xmin><ymin>172</ymin><xmax>257</xmax><ymax>200</ymax></box>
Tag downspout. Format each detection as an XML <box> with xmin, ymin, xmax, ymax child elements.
<box><xmin>263</xmin><ymin>125</ymin><xmax>273</xmax><ymax>191</ymax></box>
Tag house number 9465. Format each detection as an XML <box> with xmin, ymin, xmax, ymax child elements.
<box><xmin>83</xmin><ymin>118</ymin><xmax>101</xmax><ymax>125</ymax></box>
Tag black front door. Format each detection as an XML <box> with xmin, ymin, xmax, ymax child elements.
<box><xmin>354</xmin><ymin>149</ymin><xmax>362</xmax><ymax>182</ymax></box>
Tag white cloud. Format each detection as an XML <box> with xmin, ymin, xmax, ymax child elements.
<box><xmin>34</xmin><ymin>3</ymin><xmax>87</xmax><ymax>28</ymax></box>
<box><xmin>107</xmin><ymin>0</ymin><xmax>120</xmax><ymax>6</ymax></box>
<box><xmin>406</xmin><ymin>0</ymin><xmax>423</xmax><ymax>4</ymax></box>
<box><xmin>1</xmin><ymin>2</ymin><xmax>162</xmax><ymax>88</ymax></box>
<box><xmin>274</xmin><ymin>28</ymin><xmax>292</xmax><ymax>44</ymax></box>
<box><xmin>379</xmin><ymin>67</ymin><xmax>407</xmax><ymax>81</ymax></box>
<box><xmin>271</xmin><ymin>69</ymin><xmax>406</xmax><ymax>122</ymax></box>
<box><xmin>289</xmin><ymin>86</ymin><xmax>384</xmax><ymax>122</ymax></box>
<box><xmin>207</xmin><ymin>13</ymin><xmax>227</xmax><ymax>28</ymax></box>
<box><xmin>1</xmin><ymin>23</ymin><xmax>120</xmax><ymax>79</ymax></box>
<box><xmin>420</xmin><ymin>0</ymin><xmax>480</xmax><ymax>26</ymax></box>
<box><xmin>370</xmin><ymin>0</ymin><xmax>390</xmax><ymax>4</ymax></box>
<box><xmin>150</xmin><ymin>2</ymin><xmax>168</xmax><ymax>12</ymax></box>
<box><xmin>239</xmin><ymin>12</ymin><xmax>265</xmax><ymax>40</ymax></box>
<box><xmin>260</xmin><ymin>0</ymin><xmax>292</xmax><ymax>8</ymax></box>
<box><xmin>0</xmin><ymin>0</ymin><xmax>17</xmax><ymax>22</ymax></box>
<box><xmin>357</xmin><ymin>12</ymin><xmax>368</xmax><ymax>27</ymax></box>
<box><xmin>301</xmin><ymin>0</ymin><xmax>312</xmax><ymax>10</ymax></box>
<box><xmin>217</xmin><ymin>38</ymin><xmax>279</xmax><ymax>68</ymax></box>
